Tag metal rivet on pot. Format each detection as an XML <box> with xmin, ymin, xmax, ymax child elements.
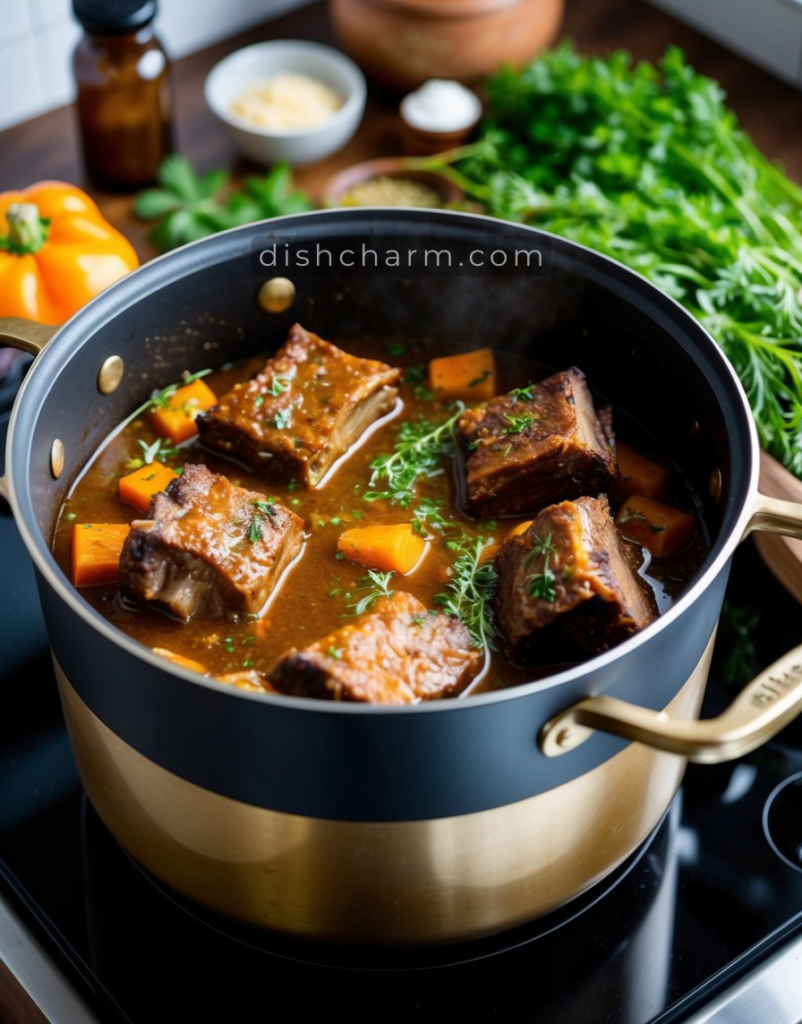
<box><xmin>688</xmin><ymin>420</ymin><xmax>700</xmax><ymax>438</ymax></box>
<box><xmin>51</xmin><ymin>438</ymin><xmax>65</xmax><ymax>479</ymax></box>
<box><xmin>98</xmin><ymin>355</ymin><xmax>124</xmax><ymax>394</ymax></box>
<box><xmin>555</xmin><ymin>727</ymin><xmax>578</xmax><ymax>750</ymax></box>
<box><xmin>709</xmin><ymin>468</ymin><xmax>722</xmax><ymax>503</ymax></box>
<box><xmin>259</xmin><ymin>277</ymin><xmax>295</xmax><ymax>314</ymax></box>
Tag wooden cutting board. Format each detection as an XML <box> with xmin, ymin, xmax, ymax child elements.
<box><xmin>756</xmin><ymin>450</ymin><xmax>802</xmax><ymax>604</ymax></box>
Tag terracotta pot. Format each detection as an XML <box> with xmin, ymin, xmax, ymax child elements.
<box><xmin>329</xmin><ymin>0</ymin><xmax>565</xmax><ymax>92</ymax></box>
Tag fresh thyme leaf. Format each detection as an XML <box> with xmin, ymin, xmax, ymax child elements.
<box><xmin>468</xmin><ymin>370</ymin><xmax>492</xmax><ymax>388</ymax></box>
<box><xmin>266</xmin><ymin>373</ymin><xmax>293</xmax><ymax>397</ymax></box>
<box><xmin>509</xmin><ymin>384</ymin><xmax>535</xmax><ymax>402</ymax></box>
<box><xmin>248</xmin><ymin>497</ymin><xmax>277</xmax><ymax>542</ymax></box>
<box><xmin>503</xmin><ymin>413</ymin><xmax>536</xmax><ymax>435</ymax></box>
<box><xmin>364</xmin><ymin>404</ymin><xmax>465</xmax><ymax>507</ymax></box>
<box><xmin>525</xmin><ymin>533</ymin><xmax>559</xmax><ymax>602</ymax></box>
<box><xmin>347</xmin><ymin>570</ymin><xmax>395</xmax><ymax>616</ymax></box>
<box><xmin>434</xmin><ymin>537</ymin><xmax>497</xmax><ymax>649</ymax></box>
<box><xmin>133</xmin><ymin>437</ymin><xmax>180</xmax><ymax>466</ymax></box>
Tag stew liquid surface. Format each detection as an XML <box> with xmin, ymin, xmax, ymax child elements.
<box><xmin>52</xmin><ymin>337</ymin><xmax>708</xmax><ymax>696</ymax></box>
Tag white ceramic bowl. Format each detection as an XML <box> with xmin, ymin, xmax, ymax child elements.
<box><xmin>204</xmin><ymin>40</ymin><xmax>367</xmax><ymax>167</ymax></box>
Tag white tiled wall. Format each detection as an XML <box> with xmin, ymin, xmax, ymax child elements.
<box><xmin>0</xmin><ymin>0</ymin><xmax>310</xmax><ymax>130</ymax></box>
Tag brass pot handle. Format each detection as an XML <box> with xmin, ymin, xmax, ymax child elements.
<box><xmin>541</xmin><ymin>491</ymin><xmax>802</xmax><ymax>763</ymax></box>
<box><xmin>539</xmin><ymin>644</ymin><xmax>802</xmax><ymax>762</ymax></box>
<box><xmin>0</xmin><ymin>316</ymin><xmax>58</xmax><ymax>358</ymax></box>
<box><xmin>0</xmin><ymin>317</ymin><xmax>59</xmax><ymax>503</ymax></box>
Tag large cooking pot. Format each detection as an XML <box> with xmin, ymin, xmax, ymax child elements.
<box><xmin>4</xmin><ymin>209</ymin><xmax>802</xmax><ymax>945</ymax></box>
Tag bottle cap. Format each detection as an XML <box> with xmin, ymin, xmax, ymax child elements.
<box><xmin>72</xmin><ymin>0</ymin><xmax>158</xmax><ymax>35</ymax></box>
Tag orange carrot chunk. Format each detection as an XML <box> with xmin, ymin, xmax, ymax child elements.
<box><xmin>478</xmin><ymin>543</ymin><xmax>501</xmax><ymax>564</ymax></box>
<box><xmin>507</xmin><ymin>520</ymin><xmax>534</xmax><ymax>539</ymax></box>
<box><xmin>337</xmin><ymin>524</ymin><xmax>427</xmax><ymax>575</ymax></box>
<box><xmin>150</xmin><ymin>378</ymin><xmax>217</xmax><ymax>444</ymax></box>
<box><xmin>611</xmin><ymin>442</ymin><xmax>670</xmax><ymax>501</ymax></box>
<box><xmin>615</xmin><ymin>496</ymin><xmax>694</xmax><ymax>557</ymax></box>
<box><xmin>118</xmin><ymin>463</ymin><xmax>178</xmax><ymax>514</ymax></box>
<box><xmin>152</xmin><ymin>647</ymin><xmax>209</xmax><ymax>674</ymax></box>
<box><xmin>71</xmin><ymin>523</ymin><xmax>130</xmax><ymax>587</ymax></box>
<box><xmin>428</xmin><ymin>348</ymin><xmax>497</xmax><ymax>402</ymax></box>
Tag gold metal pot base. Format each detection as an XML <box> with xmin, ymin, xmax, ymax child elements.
<box><xmin>55</xmin><ymin>646</ymin><xmax>711</xmax><ymax>945</ymax></box>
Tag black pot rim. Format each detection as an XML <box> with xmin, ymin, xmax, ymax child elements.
<box><xmin>5</xmin><ymin>207</ymin><xmax>760</xmax><ymax>714</ymax></box>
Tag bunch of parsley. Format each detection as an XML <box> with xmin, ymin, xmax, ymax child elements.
<box><xmin>135</xmin><ymin>156</ymin><xmax>312</xmax><ymax>252</ymax></box>
<box><xmin>430</xmin><ymin>45</ymin><xmax>802</xmax><ymax>474</ymax></box>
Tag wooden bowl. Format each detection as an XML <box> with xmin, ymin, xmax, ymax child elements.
<box><xmin>330</xmin><ymin>0</ymin><xmax>564</xmax><ymax>92</ymax></box>
<box><xmin>323</xmin><ymin>156</ymin><xmax>465</xmax><ymax>206</ymax></box>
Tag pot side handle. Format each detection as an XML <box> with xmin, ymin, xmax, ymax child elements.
<box><xmin>0</xmin><ymin>316</ymin><xmax>58</xmax><ymax>358</ymax></box>
<box><xmin>540</xmin><ymin>491</ymin><xmax>802</xmax><ymax>763</ymax></box>
<box><xmin>0</xmin><ymin>317</ymin><xmax>59</xmax><ymax>502</ymax></box>
<box><xmin>539</xmin><ymin>644</ymin><xmax>802</xmax><ymax>762</ymax></box>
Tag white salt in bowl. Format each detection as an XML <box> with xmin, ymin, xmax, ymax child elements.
<box><xmin>205</xmin><ymin>40</ymin><xmax>367</xmax><ymax>167</ymax></box>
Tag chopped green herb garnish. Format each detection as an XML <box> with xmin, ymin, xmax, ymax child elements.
<box><xmin>287</xmin><ymin>480</ymin><xmax>298</xmax><ymax>492</ymax></box>
<box><xmin>468</xmin><ymin>370</ymin><xmax>492</xmax><ymax>388</ymax></box>
<box><xmin>273</xmin><ymin>407</ymin><xmax>292</xmax><ymax>431</ymax></box>
<box><xmin>131</xmin><ymin>437</ymin><xmax>180</xmax><ymax>468</ymax></box>
<box><xmin>351</xmin><ymin>510</ymin><xmax>364</xmax><ymax>520</ymax></box>
<box><xmin>385</xmin><ymin>342</ymin><xmax>406</xmax><ymax>356</ymax></box>
<box><xmin>266</xmin><ymin>373</ymin><xmax>292</xmax><ymax>397</ymax></box>
<box><xmin>330</xmin><ymin>517</ymin><xmax>342</xmax><ymax>526</ymax></box>
<box><xmin>327</xmin><ymin>646</ymin><xmax>344</xmax><ymax>660</ymax></box>
<box><xmin>509</xmin><ymin>384</ymin><xmax>535</xmax><ymax>403</ymax></box>
<box><xmin>502</xmin><ymin>413</ymin><xmax>536</xmax><ymax>435</ymax></box>
<box><xmin>254</xmin><ymin>394</ymin><xmax>264</xmax><ymax>408</ymax></box>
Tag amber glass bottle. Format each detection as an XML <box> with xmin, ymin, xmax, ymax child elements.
<box><xmin>72</xmin><ymin>0</ymin><xmax>173</xmax><ymax>188</ymax></box>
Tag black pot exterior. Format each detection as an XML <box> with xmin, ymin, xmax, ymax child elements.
<box><xmin>8</xmin><ymin>210</ymin><xmax>756</xmax><ymax>823</ymax></box>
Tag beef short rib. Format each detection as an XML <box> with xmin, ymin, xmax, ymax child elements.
<box><xmin>459</xmin><ymin>368</ymin><xmax>616</xmax><ymax>517</ymax></box>
<box><xmin>198</xmin><ymin>323</ymin><xmax>400</xmax><ymax>487</ymax></box>
<box><xmin>268</xmin><ymin>592</ymin><xmax>480</xmax><ymax>704</ymax></box>
<box><xmin>120</xmin><ymin>463</ymin><xmax>303</xmax><ymax>622</ymax></box>
<box><xmin>493</xmin><ymin>495</ymin><xmax>655</xmax><ymax>663</ymax></box>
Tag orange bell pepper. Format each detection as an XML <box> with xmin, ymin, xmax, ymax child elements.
<box><xmin>0</xmin><ymin>181</ymin><xmax>139</xmax><ymax>325</ymax></box>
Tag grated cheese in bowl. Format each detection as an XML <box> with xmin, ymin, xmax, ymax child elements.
<box><xmin>231</xmin><ymin>73</ymin><xmax>344</xmax><ymax>131</ymax></box>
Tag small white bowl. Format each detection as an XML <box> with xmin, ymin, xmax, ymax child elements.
<box><xmin>204</xmin><ymin>40</ymin><xmax>367</xmax><ymax>167</ymax></box>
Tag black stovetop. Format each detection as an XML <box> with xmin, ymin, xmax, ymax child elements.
<box><xmin>2</xmin><ymin>500</ymin><xmax>802</xmax><ymax>1022</ymax></box>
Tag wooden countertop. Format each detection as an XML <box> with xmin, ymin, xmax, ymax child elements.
<box><xmin>1</xmin><ymin>0</ymin><xmax>800</xmax><ymax>263</ymax></box>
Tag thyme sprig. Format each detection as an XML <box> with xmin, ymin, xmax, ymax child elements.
<box><xmin>435</xmin><ymin>537</ymin><xmax>498</xmax><ymax>649</ymax></box>
<box><xmin>364</xmin><ymin>404</ymin><xmax>465</xmax><ymax>507</ymax></box>
<box><xmin>347</xmin><ymin>570</ymin><xmax>396</xmax><ymax>616</ymax></box>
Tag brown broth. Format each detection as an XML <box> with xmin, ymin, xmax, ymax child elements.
<box><xmin>51</xmin><ymin>338</ymin><xmax>708</xmax><ymax>694</ymax></box>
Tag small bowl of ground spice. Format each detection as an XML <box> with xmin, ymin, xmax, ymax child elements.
<box><xmin>324</xmin><ymin>157</ymin><xmax>464</xmax><ymax>208</ymax></box>
<box><xmin>205</xmin><ymin>41</ymin><xmax>366</xmax><ymax>167</ymax></box>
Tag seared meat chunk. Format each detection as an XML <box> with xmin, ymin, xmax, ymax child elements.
<box><xmin>198</xmin><ymin>323</ymin><xmax>400</xmax><ymax>487</ymax></box>
<box><xmin>120</xmin><ymin>464</ymin><xmax>303</xmax><ymax>622</ymax></box>
<box><xmin>459</xmin><ymin>368</ymin><xmax>616</xmax><ymax>517</ymax></box>
<box><xmin>269</xmin><ymin>592</ymin><xmax>480</xmax><ymax>704</ymax></box>
<box><xmin>494</xmin><ymin>495</ymin><xmax>655</xmax><ymax>663</ymax></box>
